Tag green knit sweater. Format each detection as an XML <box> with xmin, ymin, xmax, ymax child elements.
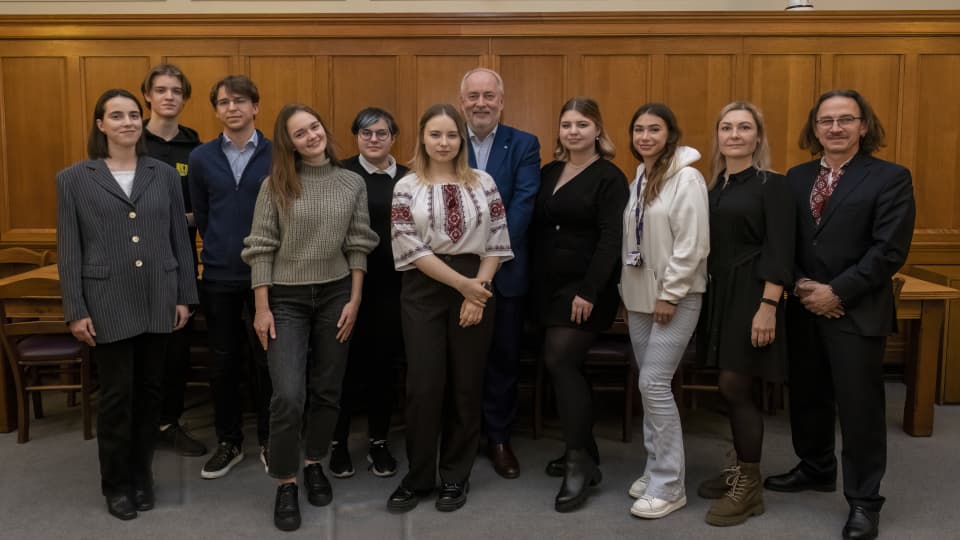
<box><xmin>241</xmin><ymin>162</ymin><xmax>379</xmax><ymax>289</ymax></box>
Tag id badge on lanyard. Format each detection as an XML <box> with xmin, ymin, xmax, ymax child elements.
<box><xmin>625</xmin><ymin>172</ymin><xmax>645</xmax><ymax>267</ymax></box>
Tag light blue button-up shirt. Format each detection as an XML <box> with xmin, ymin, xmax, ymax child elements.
<box><xmin>221</xmin><ymin>130</ymin><xmax>258</xmax><ymax>185</ymax></box>
<box><xmin>468</xmin><ymin>125</ymin><xmax>498</xmax><ymax>172</ymax></box>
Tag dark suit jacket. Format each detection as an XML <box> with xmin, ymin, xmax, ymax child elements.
<box><xmin>56</xmin><ymin>157</ymin><xmax>199</xmax><ymax>344</ymax></box>
<box><xmin>788</xmin><ymin>154</ymin><xmax>915</xmax><ymax>337</ymax></box>
<box><xmin>468</xmin><ymin>124</ymin><xmax>541</xmax><ymax>297</ymax></box>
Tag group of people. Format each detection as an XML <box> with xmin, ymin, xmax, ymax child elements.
<box><xmin>54</xmin><ymin>62</ymin><xmax>915</xmax><ymax>540</ymax></box>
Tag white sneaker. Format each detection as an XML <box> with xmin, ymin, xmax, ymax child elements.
<box><xmin>630</xmin><ymin>494</ymin><xmax>687</xmax><ymax>519</ymax></box>
<box><xmin>628</xmin><ymin>474</ymin><xmax>651</xmax><ymax>498</ymax></box>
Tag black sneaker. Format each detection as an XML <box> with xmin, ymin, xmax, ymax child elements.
<box><xmin>367</xmin><ymin>439</ymin><xmax>398</xmax><ymax>477</ymax></box>
<box><xmin>304</xmin><ymin>463</ymin><xmax>333</xmax><ymax>507</ymax></box>
<box><xmin>329</xmin><ymin>442</ymin><xmax>354</xmax><ymax>478</ymax></box>
<box><xmin>201</xmin><ymin>442</ymin><xmax>244</xmax><ymax>479</ymax></box>
<box><xmin>274</xmin><ymin>483</ymin><xmax>301</xmax><ymax>532</ymax></box>
<box><xmin>158</xmin><ymin>423</ymin><xmax>208</xmax><ymax>457</ymax></box>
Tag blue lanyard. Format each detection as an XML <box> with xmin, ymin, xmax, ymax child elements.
<box><xmin>634</xmin><ymin>172</ymin><xmax>645</xmax><ymax>251</ymax></box>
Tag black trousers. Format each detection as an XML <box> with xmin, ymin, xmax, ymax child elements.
<box><xmin>787</xmin><ymin>300</ymin><xmax>887</xmax><ymax>511</ymax></box>
<box><xmin>400</xmin><ymin>255</ymin><xmax>494</xmax><ymax>490</ymax></box>
<box><xmin>94</xmin><ymin>333</ymin><xmax>167</xmax><ymax>496</ymax></box>
<box><xmin>159</xmin><ymin>319</ymin><xmax>191</xmax><ymax>426</ymax></box>
<box><xmin>201</xmin><ymin>279</ymin><xmax>272</xmax><ymax>447</ymax></box>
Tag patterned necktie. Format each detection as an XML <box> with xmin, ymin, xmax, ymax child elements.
<box><xmin>442</xmin><ymin>184</ymin><xmax>464</xmax><ymax>243</ymax></box>
<box><xmin>810</xmin><ymin>165</ymin><xmax>844</xmax><ymax>224</ymax></box>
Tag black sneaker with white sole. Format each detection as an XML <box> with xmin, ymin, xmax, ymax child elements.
<box><xmin>201</xmin><ymin>442</ymin><xmax>244</xmax><ymax>479</ymax></box>
<box><xmin>329</xmin><ymin>442</ymin><xmax>354</xmax><ymax>478</ymax></box>
<box><xmin>368</xmin><ymin>439</ymin><xmax>398</xmax><ymax>477</ymax></box>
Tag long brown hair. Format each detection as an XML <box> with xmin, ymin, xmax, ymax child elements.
<box><xmin>411</xmin><ymin>103</ymin><xmax>478</xmax><ymax>186</ymax></box>
<box><xmin>708</xmin><ymin>101</ymin><xmax>771</xmax><ymax>190</ymax></box>
<box><xmin>268</xmin><ymin>103</ymin><xmax>341</xmax><ymax>214</ymax></box>
<box><xmin>87</xmin><ymin>89</ymin><xmax>148</xmax><ymax>160</ymax></box>
<box><xmin>630</xmin><ymin>103</ymin><xmax>681</xmax><ymax>205</ymax></box>
<box><xmin>553</xmin><ymin>97</ymin><xmax>616</xmax><ymax>161</ymax></box>
<box><xmin>798</xmin><ymin>89</ymin><xmax>886</xmax><ymax>156</ymax></box>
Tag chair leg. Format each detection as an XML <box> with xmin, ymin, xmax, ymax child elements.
<box><xmin>17</xmin><ymin>389</ymin><xmax>29</xmax><ymax>444</ymax></box>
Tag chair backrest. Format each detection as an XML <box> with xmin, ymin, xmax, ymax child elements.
<box><xmin>0</xmin><ymin>247</ymin><xmax>47</xmax><ymax>278</ymax></box>
<box><xmin>0</xmin><ymin>277</ymin><xmax>71</xmax><ymax>360</ymax></box>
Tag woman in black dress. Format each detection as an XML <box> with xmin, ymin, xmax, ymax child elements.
<box><xmin>698</xmin><ymin>101</ymin><xmax>795</xmax><ymax>526</ymax></box>
<box><xmin>532</xmin><ymin>97</ymin><xmax>628</xmax><ymax>513</ymax></box>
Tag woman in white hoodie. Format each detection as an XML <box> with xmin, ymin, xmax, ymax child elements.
<box><xmin>620</xmin><ymin>103</ymin><xmax>709</xmax><ymax>519</ymax></box>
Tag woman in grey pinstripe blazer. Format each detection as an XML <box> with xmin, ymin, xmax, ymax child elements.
<box><xmin>56</xmin><ymin>89</ymin><xmax>198</xmax><ymax>521</ymax></box>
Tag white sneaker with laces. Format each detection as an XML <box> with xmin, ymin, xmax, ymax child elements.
<box><xmin>630</xmin><ymin>494</ymin><xmax>687</xmax><ymax>519</ymax></box>
<box><xmin>629</xmin><ymin>473</ymin><xmax>651</xmax><ymax>498</ymax></box>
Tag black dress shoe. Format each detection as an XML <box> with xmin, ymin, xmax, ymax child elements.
<box><xmin>133</xmin><ymin>485</ymin><xmax>155</xmax><ymax>511</ymax></box>
<box><xmin>274</xmin><ymin>483</ymin><xmax>301</xmax><ymax>532</ymax></box>
<box><xmin>387</xmin><ymin>485</ymin><xmax>429</xmax><ymax>513</ymax></box>
<box><xmin>435</xmin><ymin>480</ymin><xmax>469</xmax><ymax>512</ymax></box>
<box><xmin>763</xmin><ymin>465</ymin><xmax>836</xmax><ymax>493</ymax></box>
<box><xmin>304</xmin><ymin>463</ymin><xmax>333</xmax><ymax>507</ymax></box>
<box><xmin>555</xmin><ymin>449</ymin><xmax>601</xmax><ymax>513</ymax></box>
<box><xmin>489</xmin><ymin>443</ymin><xmax>520</xmax><ymax>479</ymax></box>
<box><xmin>843</xmin><ymin>506</ymin><xmax>879</xmax><ymax>540</ymax></box>
<box><xmin>545</xmin><ymin>454</ymin><xmax>565</xmax><ymax>477</ymax></box>
<box><xmin>106</xmin><ymin>494</ymin><xmax>138</xmax><ymax>520</ymax></box>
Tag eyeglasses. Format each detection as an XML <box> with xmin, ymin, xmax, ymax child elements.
<box><xmin>359</xmin><ymin>129</ymin><xmax>391</xmax><ymax>141</ymax></box>
<box><xmin>215</xmin><ymin>97</ymin><xmax>250</xmax><ymax>108</ymax></box>
<box><xmin>815</xmin><ymin>116</ymin><xmax>862</xmax><ymax>128</ymax></box>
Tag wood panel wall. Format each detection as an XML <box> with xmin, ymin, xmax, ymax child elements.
<box><xmin>1</xmin><ymin>12</ymin><xmax>959</xmax><ymax>265</ymax></box>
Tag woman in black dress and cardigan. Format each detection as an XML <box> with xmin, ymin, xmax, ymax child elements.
<box><xmin>698</xmin><ymin>101</ymin><xmax>795</xmax><ymax>526</ymax></box>
<box><xmin>532</xmin><ymin>97</ymin><xmax>628</xmax><ymax>513</ymax></box>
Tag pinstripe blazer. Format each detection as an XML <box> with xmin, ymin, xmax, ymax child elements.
<box><xmin>56</xmin><ymin>157</ymin><xmax>199</xmax><ymax>344</ymax></box>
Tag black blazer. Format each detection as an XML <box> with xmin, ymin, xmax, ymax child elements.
<box><xmin>788</xmin><ymin>154</ymin><xmax>915</xmax><ymax>337</ymax></box>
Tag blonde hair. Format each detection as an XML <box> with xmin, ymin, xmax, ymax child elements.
<box><xmin>553</xmin><ymin>97</ymin><xmax>615</xmax><ymax>161</ymax></box>
<box><xmin>708</xmin><ymin>101</ymin><xmax>771</xmax><ymax>189</ymax></box>
<box><xmin>411</xmin><ymin>103</ymin><xmax>478</xmax><ymax>186</ymax></box>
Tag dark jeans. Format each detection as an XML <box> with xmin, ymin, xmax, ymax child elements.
<box><xmin>400</xmin><ymin>255</ymin><xmax>494</xmax><ymax>491</ymax></box>
<box><xmin>267</xmin><ymin>280</ymin><xmax>352</xmax><ymax>480</ymax></box>
<box><xmin>94</xmin><ymin>333</ymin><xmax>167</xmax><ymax>496</ymax></box>
<box><xmin>159</xmin><ymin>318</ymin><xmax>192</xmax><ymax>426</ymax></box>
<box><xmin>201</xmin><ymin>279</ymin><xmax>271</xmax><ymax>447</ymax></box>
<box><xmin>787</xmin><ymin>300</ymin><xmax>887</xmax><ymax>511</ymax></box>
<box><xmin>483</xmin><ymin>293</ymin><xmax>524</xmax><ymax>443</ymax></box>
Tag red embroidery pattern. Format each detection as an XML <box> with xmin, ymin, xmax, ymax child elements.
<box><xmin>489</xmin><ymin>199</ymin><xmax>505</xmax><ymax>220</ymax></box>
<box><xmin>391</xmin><ymin>203</ymin><xmax>414</xmax><ymax>225</ymax></box>
<box><xmin>442</xmin><ymin>184</ymin><xmax>465</xmax><ymax>243</ymax></box>
<box><xmin>810</xmin><ymin>165</ymin><xmax>844</xmax><ymax>224</ymax></box>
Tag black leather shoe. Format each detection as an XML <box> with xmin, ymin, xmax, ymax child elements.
<box><xmin>387</xmin><ymin>485</ymin><xmax>429</xmax><ymax>513</ymax></box>
<box><xmin>489</xmin><ymin>443</ymin><xmax>520</xmax><ymax>479</ymax></box>
<box><xmin>435</xmin><ymin>480</ymin><xmax>469</xmax><ymax>512</ymax></box>
<box><xmin>763</xmin><ymin>465</ymin><xmax>836</xmax><ymax>493</ymax></box>
<box><xmin>304</xmin><ymin>463</ymin><xmax>333</xmax><ymax>507</ymax></box>
<box><xmin>274</xmin><ymin>483</ymin><xmax>301</xmax><ymax>532</ymax></box>
<box><xmin>133</xmin><ymin>485</ymin><xmax>155</xmax><ymax>511</ymax></box>
<box><xmin>843</xmin><ymin>506</ymin><xmax>879</xmax><ymax>540</ymax></box>
<box><xmin>106</xmin><ymin>494</ymin><xmax>137</xmax><ymax>520</ymax></box>
<box><xmin>545</xmin><ymin>454</ymin><xmax>565</xmax><ymax>477</ymax></box>
<box><xmin>555</xmin><ymin>449</ymin><xmax>601</xmax><ymax>513</ymax></box>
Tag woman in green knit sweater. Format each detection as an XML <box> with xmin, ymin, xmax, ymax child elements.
<box><xmin>241</xmin><ymin>103</ymin><xmax>378</xmax><ymax>532</ymax></box>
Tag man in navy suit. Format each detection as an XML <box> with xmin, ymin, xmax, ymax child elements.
<box><xmin>764</xmin><ymin>90</ymin><xmax>915</xmax><ymax>540</ymax></box>
<box><xmin>460</xmin><ymin>68</ymin><xmax>541</xmax><ymax>478</ymax></box>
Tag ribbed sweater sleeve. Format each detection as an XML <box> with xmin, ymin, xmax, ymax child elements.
<box><xmin>242</xmin><ymin>180</ymin><xmax>282</xmax><ymax>289</ymax></box>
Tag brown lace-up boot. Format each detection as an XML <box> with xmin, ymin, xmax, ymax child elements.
<box><xmin>705</xmin><ymin>461</ymin><xmax>764</xmax><ymax>526</ymax></box>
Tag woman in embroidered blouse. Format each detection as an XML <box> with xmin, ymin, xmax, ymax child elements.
<box><xmin>387</xmin><ymin>103</ymin><xmax>513</xmax><ymax>513</ymax></box>
<box><xmin>698</xmin><ymin>102</ymin><xmax>795</xmax><ymax>527</ymax></box>
<box><xmin>532</xmin><ymin>97</ymin><xmax>628</xmax><ymax>513</ymax></box>
<box><xmin>241</xmin><ymin>103</ymin><xmax>378</xmax><ymax>532</ymax></box>
<box><xmin>620</xmin><ymin>102</ymin><xmax>709</xmax><ymax>520</ymax></box>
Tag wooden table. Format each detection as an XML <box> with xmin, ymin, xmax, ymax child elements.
<box><xmin>0</xmin><ymin>264</ymin><xmax>60</xmax><ymax>432</ymax></box>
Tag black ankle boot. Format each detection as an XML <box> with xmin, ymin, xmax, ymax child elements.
<box><xmin>554</xmin><ymin>449</ymin><xmax>601</xmax><ymax>513</ymax></box>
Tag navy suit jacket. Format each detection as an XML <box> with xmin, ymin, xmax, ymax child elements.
<box><xmin>468</xmin><ymin>124</ymin><xmax>541</xmax><ymax>297</ymax></box>
<box><xmin>788</xmin><ymin>153</ymin><xmax>915</xmax><ymax>337</ymax></box>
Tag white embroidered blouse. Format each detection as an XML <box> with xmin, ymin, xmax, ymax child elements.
<box><xmin>391</xmin><ymin>170</ymin><xmax>514</xmax><ymax>271</ymax></box>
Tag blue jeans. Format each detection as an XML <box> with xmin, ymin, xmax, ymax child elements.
<box><xmin>266</xmin><ymin>279</ymin><xmax>351</xmax><ymax>480</ymax></box>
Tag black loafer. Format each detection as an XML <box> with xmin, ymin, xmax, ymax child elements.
<box><xmin>842</xmin><ymin>506</ymin><xmax>879</xmax><ymax>540</ymax></box>
<box><xmin>763</xmin><ymin>465</ymin><xmax>835</xmax><ymax>493</ymax></box>
<box><xmin>274</xmin><ymin>483</ymin><xmax>301</xmax><ymax>532</ymax></box>
<box><xmin>133</xmin><ymin>485</ymin><xmax>155</xmax><ymax>511</ymax></box>
<box><xmin>387</xmin><ymin>485</ymin><xmax>429</xmax><ymax>513</ymax></box>
<box><xmin>435</xmin><ymin>480</ymin><xmax>469</xmax><ymax>512</ymax></box>
<box><xmin>304</xmin><ymin>463</ymin><xmax>333</xmax><ymax>507</ymax></box>
<box><xmin>106</xmin><ymin>494</ymin><xmax>137</xmax><ymax>520</ymax></box>
<box><xmin>545</xmin><ymin>455</ymin><xmax>565</xmax><ymax>477</ymax></box>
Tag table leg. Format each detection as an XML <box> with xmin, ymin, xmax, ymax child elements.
<box><xmin>903</xmin><ymin>299</ymin><xmax>943</xmax><ymax>436</ymax></box>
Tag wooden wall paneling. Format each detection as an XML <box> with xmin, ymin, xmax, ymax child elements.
<box><xmin>747</xmin><ymin>53</ymin><xmax>819</xmax><ymax>173</ymax></box>
<box><xmin>163</xmin><ymin>55</ymin><xmax>235</xmax><ymax>142</ymax></box>
<box><xmin>396</xmin><ymin>55</ymin><xmax>418</xmax><ymax>164</ymax></box>
<box><xmin>330</xmin><ymin>55</ymin><xmax>400</xmax><ymax>160</ymax></box>
<box><xmin>581</xmin><ymin>54</ymin><xmax>651</xmax><ymax>176</ymax></box>
<box><xmin>832</xmin><ymin>54</ymin><xmax>903</xmax><ymax>164</ymax></box>
<box><xmin>0</xmin><ymin>57</ymin><xmax>69</xmax><ymax>242</ymax></box>
<box><xmin>498</xmin><ymin>55</ymin><xmax>566</xmax><ymax>167</ymax></box>
<box><xmin>914</xmin><ymin>54</ymin><xmax>960</xmax><ymax>235</ymax></box>
<box><xmin>662</xmin><ymin>54</ymin><xmax>736</xmax><ymax>179</ymax></box>
<box><xmin>248</xmin><ymin>55</ymin><xmax>318</xmax><ymax>144</ymax></box>
<box><xmin>411</xmin><ymin>55</ymin><xmax>482</xmax><ymax>159</ymax></box>
<box><xmin>81</xmin><ymin>56</ymin><xmax>152</xmax><ymax>136</ymax></box>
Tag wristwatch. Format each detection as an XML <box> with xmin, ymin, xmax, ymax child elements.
<box><xmin>481</xmin><ymin>281</ymin><xmax>492</xmax><ymax>292</ymax></box>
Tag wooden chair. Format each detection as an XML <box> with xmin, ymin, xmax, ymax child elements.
<box><xmin>892</xmin><ymin>275</ymin><xmax>906</xmax><ymax>310</ymax></box>
<box><xmin>0</xmin><ymin>247</ymin><xmax>47</xmax><ymax>278</ymax></box>
<box><xmin>0</xmin><ymin>276</ymin><xmax>93</xmax><ymax>443</ymax></box>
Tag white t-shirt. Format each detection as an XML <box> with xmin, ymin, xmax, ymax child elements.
<box><xmin>111</xmin><ymin>170</ymin><xmax>135</xmax><ymax>198</ymax></box>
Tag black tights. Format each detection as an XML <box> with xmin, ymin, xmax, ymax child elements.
<box><xmin>718</xmin><ymin>370</ymin><xmax>763</xmax><ymax>463</ymax></box>
<box><xmin>543</xmin><ymin>326</ymin><xmax>600</xmax><ymax>464</ymax></box>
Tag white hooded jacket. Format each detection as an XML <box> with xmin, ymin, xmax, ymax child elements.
<box><xmin>619</xmin><ymin>145</ymin><xmax>710</xmax><ymax>313</ymax></box>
